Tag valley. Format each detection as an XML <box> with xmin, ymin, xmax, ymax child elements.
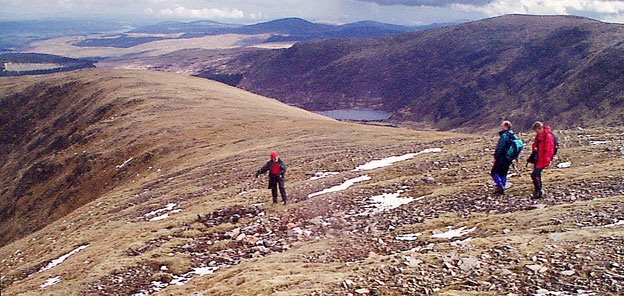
<box><xmin>201</xmin><ymin>15</ymin><xmax>624</xmax><ymax>132</ymax></box>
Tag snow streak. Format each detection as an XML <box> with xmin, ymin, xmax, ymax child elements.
<box><xmin>352</xmin><ymin>148</ymin><xmax>442</xmax><ymax>171</ymax></box>
<box><xmin>308</xmin><ymin>175</ymin><xmax>371</xmax><ymax>198</ymax></box>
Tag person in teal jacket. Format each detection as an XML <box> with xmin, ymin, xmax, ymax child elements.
<box><xmin>491</xmin><ymin>120</ymin><xmax>515</xmax><ymax>195</ymax></box>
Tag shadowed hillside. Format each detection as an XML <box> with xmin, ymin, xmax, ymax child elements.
<box><xmin>0</xmin><ymin>68</ymin><xmax>365</xmax><ymax>247</ymax></box>
<box><xmin>1</xmin><ymin>69</ymin><xmax>623</xmax><ymax>296</ymax></box>
<box><xmin>209</xmin><ymin>14</ymin><xmax>624</xmax><ymax>132</ymax></box>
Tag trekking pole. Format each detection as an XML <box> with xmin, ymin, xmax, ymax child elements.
<box><xmin>512</xmin><ymin>161</ymin><xmax>523</xmax><ymax>178</ymax></box>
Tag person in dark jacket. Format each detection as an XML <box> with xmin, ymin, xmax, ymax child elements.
<box><xmin>491</xmin><ymin>120</ymin><xmax>515</xmax><ymax>195</ymax></box>
<box><xmin>530</xmin><ymin>121</ymin><xmax>555</xmax><ymax>199</ymax></box>
<box><xmin>255</xmin><ymin>152</ymin><xmax>288</xmax><ymax>204</ymax></box>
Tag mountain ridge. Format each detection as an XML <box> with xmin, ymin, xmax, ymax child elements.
<box><xmin>124</xmin><ymin>17</ymin><xmax>453</xmax><ymax>43</ymax></box>
<box><xmin>0</xmin><ymin>68</ymin><xmax>415</xmax><ymax>248</ymax></box>
<box><xmin>207</xmin><ymin>14</ymin><xmax>624</xmax><ymax>132</ymax></box>
<box><xmin>0</xmin><ymin>68</ymin><xmax>336</xmax><ymax>247</ymax></box>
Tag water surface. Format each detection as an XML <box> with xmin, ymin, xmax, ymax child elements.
<box><xmin>316</xmin><ymin>108</ymin><xmax>392</xmax><ymax>121</ymax></box>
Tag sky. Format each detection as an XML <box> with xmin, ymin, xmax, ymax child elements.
<box><xmin>2</xmin><ymin>0</ymin><xmax>624</xmax><ymax>25</ymax></box>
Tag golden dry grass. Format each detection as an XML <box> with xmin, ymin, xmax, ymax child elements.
<box><xmin>0</xmin><ymin>69</ymin><xmax>456</xmax><ymax>295</ymax></box>
<box><xmin>1</xmin><ymin>69</ymin><xmax>622</xmax><ymax>296</ymax></box>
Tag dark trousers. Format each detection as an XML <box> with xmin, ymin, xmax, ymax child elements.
<box><xmin>531</xmin><ymin>168</ymin><xmax>543</xmax><ymax>193</ymax></box>
<box><xmin>491</xmin><ymin>161</ymin><xmax>511</xmax><ymax>189</ymax></box>
<box><xmin>269</xmin><ymin>174</ymin><xmax>287</xmax><ymax>203</ymax></box>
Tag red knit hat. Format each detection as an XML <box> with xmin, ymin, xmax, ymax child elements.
<box><xmin>270</xmin><ymin>152</ymin><xmax>278</xmax><ymax>158</ymax></box>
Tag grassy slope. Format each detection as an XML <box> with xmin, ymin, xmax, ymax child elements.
<box><xmin>0</xmin><ymin>69</ymin><xmax>456</xmax><ymax>294</ymax></box>
<box><xmin>1</xmin><ymin>69</ymin><xmax>623</xmax><ymax>296</ymax></box>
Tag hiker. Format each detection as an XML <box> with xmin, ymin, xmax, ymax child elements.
<box><xmin>491</xmin><ymin>120</ymin><xmax>515</xmax><ymax>195</ymax></box>
<box><xmin>255</xmin><ymin>152</ymin><xmax>288</xmax><ymax>204</ymax></box>
<box><xmin>528</xmin><ymin>121</ymin><xmax>555</xmax><ymax>199</ymax></box>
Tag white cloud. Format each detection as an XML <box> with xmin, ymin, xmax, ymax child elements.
<box><xmin>455</xmin><ymin>0</ymin><xmax>624</xmax><ymax>16</ymax></box>
<box><xmin>602</xmin><ymin>13</ymin><xmax>624</xmax><ymax>22</ymax></box>
<box><xmin>156</xmin><ymin>5</ymin><xmax>246</xmax><ymax>19</ymax></box>
<box><xmin>57</xmin><ymin>0</ymin><xmax>73</xmax><ymax>9</ymax></box>
<box><xmin>248</xmin><ymin>12</ymin><xmax>265</xmax><ymax>19</ymax></box>
<box><xmin>3</xmin><ymin>0</ymin><xmax>623</xmax><ymax>26</ymax></box>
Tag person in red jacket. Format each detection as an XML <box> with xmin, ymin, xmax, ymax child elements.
<box><xmin>255</xmin><ymin>152</ymin><xmax>288</xmax><ymax>204</ymax></box>
<box><xmin>530</xmin><ymin>121</ymin><xmax>555</xmax><ymax>199</ymax></box>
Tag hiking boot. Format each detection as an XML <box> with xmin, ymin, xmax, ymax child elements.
<box><xmin>494</xmin><ymin>186</ymin><xmax>505</xmax><ymax>195</ymax></box>
<box><xmin>530</xmin><ymin>190</ymin><xmax>543</xmax><ymax>200</ymax></box>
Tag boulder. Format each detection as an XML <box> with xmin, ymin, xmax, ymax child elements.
<box><xmin>225</xmin><ymin>228</ymin><xmax>240</xmax><ymax>239</ymax></box>
<box><xmin>459</xmin><ymin>257</ymin><xmax>481</xmax><ymax>272</ymax></box>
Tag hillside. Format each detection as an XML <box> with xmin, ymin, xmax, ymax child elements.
<box><xmin>1</xmin><ymin>69</ymin><xmax>623</xmax><ymax>296</ymax></box>
<box><xmin>1</xmin><ymin>68</ymin><xmax>384</xmax><ymax>247</ymax></box>
<box><xmin>93</xmin><ymin>19</ymin><xmax>455</xmax><ymax>75</ymax></box>
<box><xmin>207</xmin><ymin>14</ymin><xmax>624</xmax><ymax>132</ymax></box>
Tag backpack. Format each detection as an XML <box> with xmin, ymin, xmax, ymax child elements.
<box><xmin>551</xmin><ymin>131</ymin><xmax>559</xmax><ymax>156</ymax></box>
<box><xmin>506</xmin><ymin>132</ymin><xmax>524</xmax><ymax>162</ymax></box>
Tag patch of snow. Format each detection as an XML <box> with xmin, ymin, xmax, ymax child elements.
<box><xmin>358</xmin><ymin>191</ymin><xmax>414</xmax><ymax>216</ymax></box>
<box><xmin>310</xmin><ymin>172</ymin><xmax>340</xmax><ymax>181</ymax></box>
<box><xmin>144</xmin><ymin>203</ymin><xmax>177</xmax><ymax>218</ymax></box>
<box><xmin>450</xmin><ymin>237</ymin><xmax>474</xmax><ymax>246</ymax></box>
<box><xmin>238</xmin><ymin>189</ymin><xmax>258</xmax><ymax>196</ymax></box>
<box><xmin>170</xmin><ymin>275</ymin><xmax>192</xmax><ymax>286</ymax></box>
<box><xmin>116</xmin><ymin>157</ymin><xmax>134</xmax><ymax>169</ymax></box>
<box><xmin>582</xmin><ymin>220</ymin><xmax>624</xmax><ymax>229</ymax></box>
<box><xmin>131</xmin><ymin>291</ymin><xmax>149</xmax><ymax>296</ymax></box>
<box><xmin>143</xmin><ymin>203</ymin><xmax>181</xmax><ymax>222</ymax></box>
<box><xmin>352</xmin><ymin>148</ymin><xmax>442</xmax><ymax>171</ymax></box>
<box><xmin>308</xmin><ymin>175</ymin><xmax>371</xmax><ymax>198</ymax></box>
<box><xmin>169</xmin><ymin>266</ymin><xmax>219</xmax><ymax>286</ymax></box>
<box><xmin>402</xmin><ymin>243</ymin><xmax>435</xmax><ymax>254</ymax></box>
<box><xmin>40</xmin><ymin>276</ymin><xmax>61</xmax><ymax>288</ymax></box>
<box><xmin>289</xmin><ymin>227</ymin><xmax>312</xmax><ymax>237</ymax></box>
<box><xmin>149</xmin><ymin>213</ymin><xmax>170</xmax><ymax>222</ymax></box>
<box><xmin>589</xmin><ymin>140</ymin><xmax>609</xmax><ymax>146</ymax></box>
<box><xmin>152</xmin><ymin>280</ymin><xmax>168</xmax><ymax>291</ymax></box>
<box><xmin>557</xmin><ymin>162</ymin><xmax>571</xmax><ymax>168</ymax></box>
<box><xmin>395</xmin><ymin>233</ymin><xmax>422</xmax><ymax>241</ymax></box>
<box><xmin>192</xmin><ymin>266</ymin><xmax>218</xmax><ymax>276</ymax></box>
<box><xmin>432</xmin><ymin>226</ymin><xmax>477</xmax><ymax>239</ymax></box>
<box><xmin>39</xmin><ymin>245</ymin><xmax>89</xmax><ymax>272</ymax></box>
<box><xmin>602</xmin><ymin>220</ymin><xmax>624</xmax><ymax>227</ymax></box>
<box><xmin>534</xmin><ymin>289</ymin><xmax>595</xmax><ymax>296</ymax></box>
